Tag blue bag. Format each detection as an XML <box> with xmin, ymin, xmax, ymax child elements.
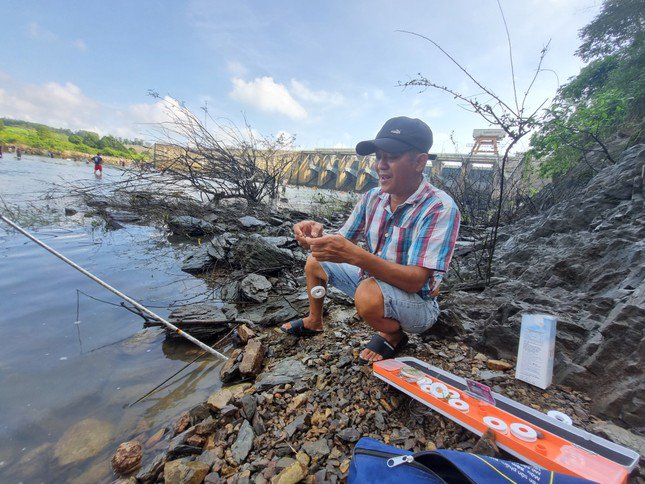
<box><xmin>348</xmin><ymin>437</ymin><xmax>595</xmax><ymax>483</ymax></box>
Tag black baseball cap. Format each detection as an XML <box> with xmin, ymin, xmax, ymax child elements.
<box><xmin>356</xmin><ymin>116</ymin><xmax>433</xmax><ymax>156</ymax></box>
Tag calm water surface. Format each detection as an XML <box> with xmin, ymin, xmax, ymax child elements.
<box><xmin>0</xmin><ymin>156</ymin><xmax>234</xmax><ymax>482</ymax></box>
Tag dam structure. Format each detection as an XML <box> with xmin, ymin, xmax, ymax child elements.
<box><xmin>151</xmin><ymin>129</ymin><xmax>523</xmax><ymax>193</ymax></box>
<box><xmin>285</xmin><ymin>129</ymin><xmax>522</xmax><ymax>193</ymax></box>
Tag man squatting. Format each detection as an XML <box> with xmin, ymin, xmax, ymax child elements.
<box><xmin>281</xmin><ymin>117</ymin><xmax>460</xmax><ymax>364</ymax></box>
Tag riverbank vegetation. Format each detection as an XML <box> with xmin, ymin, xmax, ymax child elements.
<box><xmin>0</xmin><ymin>118</ymin><xmax>150</xmax><ymax>161</ymax></box>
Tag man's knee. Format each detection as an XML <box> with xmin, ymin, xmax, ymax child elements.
<box><xmin>305</xmin><ymin>255</ymin><xmax>327</xmax><ymax>281</ymax></box>
<box><xmin>354</xmin><ymin>278</ymin><xmax>384</xmax><ymax>321</ymax></box>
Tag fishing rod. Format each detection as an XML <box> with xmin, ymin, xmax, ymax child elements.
<box><xmin>0</xmin><ymin>213</ymin><xmax>228</xmax><ymax>361</ymax></box>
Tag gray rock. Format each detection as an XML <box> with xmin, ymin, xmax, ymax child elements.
<box><xmin>336</xmin><ymin>428</ymin><xmax>361</xmax><ymax>443</ymax></box>
<box><xmin>136</xmin><ymin>453</ymin><xmax>166</xmax><ymax>484</ymax></box>
<box><xmin>231</xmin><ymin>419</ymin><xmax>254</xmax><ymax>464</ymax></box>
<box><xmin>302</xmin><ymin>439</ymin><xmax>330</xmax><ymax>460</ymax></box>
<box><xmin>181</xmin><ymin>246</ymin><xmax>214</xmax><ymax>274</ymax></box>
<box><xmin>239</xmin><ymin>215</ymin><xmax>268</xmax><ymax>228</ymax></box>
<box><xmin>590</xmin><ymin>422</ymin><xmax>645</xmax><ymax>458</ymax></box>
<box><xmin>239</xmin><ymin>274</ymin><xmax>272</xmax><ymax>303</ymax></box>
<box><xmin>64</xmin><ymin>207</ymin><xmax>78</xmax><ymax>216</ymax></box>
<box><xmin>255</xmin><ymin>358</ymin><xmax>311</xmax><ymax>391</ymax></box>
<box><xmin>239</xmin><ymin>395</ymin><xmax>257</xmax><ymax>420</ymax></box>
<box><xmin>228</xmin><ymin>234</ymin><xmax>293</xmax><ymax>274</ymax></box>
<box><xmin>168</xmin><ymin>216</ymin><xmax>216</xmax><ymax>236</ymax></box>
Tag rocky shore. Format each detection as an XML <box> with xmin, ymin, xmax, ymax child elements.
<box><xmin>60</xmin><ymin>145</ymin><xmax>644</xmax><ymax>482</ymax></box>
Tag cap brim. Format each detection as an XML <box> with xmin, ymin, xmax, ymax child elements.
<box><xmin>355</xmin><ymin>138</ymin><xmax>413</xmax><ymax>156</ymax></box>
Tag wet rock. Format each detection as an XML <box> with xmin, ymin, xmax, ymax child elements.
<box><xmin>65</xmin><ymin>207</ymin><xmax>78</xmax><ymax>215</ymax></box>
<box><xmin>207</xmin><ymin>383</ymin><xmax>252</xmax><ymax>411</ymax></box>
<box><xmin>228</xmin><ymin>234</ymin><xmax>294</xmax><ymax>274</ymax></box>
<box><xmin>164</xmin><ymin>458</ymin><xmax>211</xmax><ymax>484</ymax></box>
<box><xmin>240</xmin><ymin>339</ymin><xmax>266</xmax><ymax>376</ymax></box>
<box><xmin>173</xmin><ymin>412</ymin><xmax>191</xmax><ymax>435</ymax></box>
<box><xmin>240</xmin><ymin>274</ymin><xmax>273</xmax><ymax>303</ymax></box>
<box><xmin>239</xmin><ymin>215</ymin><xmax>268</xmax><ymax>228</ymax></box>
<box><xmin>111</xmin><ymin>440</ymin><xmax>143</xmax><ymax>475</ymax></box>
<box><xmin>107</xmin><ymin>211</ymin><xmax>142</xmax><ymax>223</ymax></box>
<box><xmin>220</xmin><ymin>349</ymin><xmax>242</xmax><ymax>383</ymax></box>
<box><xmin>13</xmin><ymin>442</ymin><xmax>53</xmax><ymax>480</ymax></box>
<box><xmin>53</xmin><ymin>418</ymin><xmax>114</xmax><ymax>466</ymax></box>
<box><xmin>231</xmin><ymin>420</ymin><xmax>254</xmax><ymax>464</ymax></box>
<box><xmin>136</xmin><ymin>454</ymin><xmax>166</xmax><ymax>483</ymax></box>
<box><xmin>181</xmin><ymin>246</ymin><xmax>215</xmax><ymax>274</ymax></box>
<box><xmin>168</xmin><ymin>216</ymin><xmax>216</xmax><ymax>236</ymax></box>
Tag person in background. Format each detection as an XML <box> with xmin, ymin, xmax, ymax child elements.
<box><xmin>92</xmin><ymin>152</ymin><xmax>103</xmax><ymax>176</ymax></box>
<box><xmin>281</xmin><ymin>117</ymin><xmax>461</xmax><ymax>364</ymax></box>
<box><xmin>16</xmin><ymin>147</ymin><xmax>22</xmax><ymax>160</ymax></box>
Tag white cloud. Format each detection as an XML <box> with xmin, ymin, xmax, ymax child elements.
<box><xmin>25</xmin><ymin>21</ymin><xmax>58</xmax><ymax>42</ymax></box>
<box><xmin>0</xmin><ymin>81</ymin><xmax>99</xmax><ymax>130</ymax></box>
<box><xmin>72</xmin><ymin>39</ymin><xmax>88</xmax><ymax>52</ymax></box>
<box><xmin>290</xmin><ymin>79</ymin><xmax>344</xmax><ymax>106</ymax></box>
<box><xmin>229</xmin><ymin>76</ymin><xmax>307</xmax><ymax>119</ymax></box>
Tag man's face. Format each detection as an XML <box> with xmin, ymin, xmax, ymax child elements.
<box><xmin>374</xmin><ymin>149</ymin><xmax>425</xmax><ymax>197</ymax></box>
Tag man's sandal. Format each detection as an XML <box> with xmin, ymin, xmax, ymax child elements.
<box><xmin>280</xmin><ymin>319</ymin><xmax>323</xmax><ymax>337</ymax></box>
<box><xmin>358</xmin><ymin>332</ymin><xmax>409</xmax><ymax>365</ymax></box>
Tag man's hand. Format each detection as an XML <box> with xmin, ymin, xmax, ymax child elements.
<box><xmin>294</xmin><ymin>220</ymin><xmax>324</xmax><ymax>249</ymax></box>
<box><xmin>306</xmin><ymin>234</ymin><xmax>357</xmax><ymax>264</ymax></box>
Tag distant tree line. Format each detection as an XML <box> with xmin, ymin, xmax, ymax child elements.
<box><xmin>0</xmin><ymin>118</ymin><xmax>149</xmax><ymax>160</ymax></box>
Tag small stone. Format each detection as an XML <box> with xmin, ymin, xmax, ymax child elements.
<box><xmin>111</xmin><ymin>441</ymin><xmax>143</xmax><ymax>475</ymax></box>
<box><xmin>144</xmin><ymin>428</ymin><xmax>165</xmax><ymax>448</ymax></box>
<box><xmin>231</xmin><ymin>420</ymin><xmax>255</xmax><ymax>464</ymax></box>
<box><xmin>240</xmin><ymin>339</ymin><xmax>266</xmax><ymax>376</ymax></box>
<box><xmin>271</xmin><ymin>461</ymin><xmax>308</xmax><ymax>484</ymax></box>
<box><xmin>164</xmin><ymin>458</ymin><xmax>210</xmax><ymax>484</ymax></box>
<box><xmin>486</xmin><ymin>359</ymin><xmax>513</xmax><ymax>371</ymax></box>
<box><xmin>174</xmin><ymin>412</ymin><xmax>191</xmax><ymax>435</ymax></box>
<box><xmin>237</xmin><ymin>324</ymin><xmax>256</xmax><ymax>343</ymax></box>
<box><xmin>337</xmin><ymin>428</ymin><xmax>361</xmax><ymax>443</ymax></box>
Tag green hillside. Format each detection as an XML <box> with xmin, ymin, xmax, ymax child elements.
<box><xmin>0</xmin><ymin>119</ymin><xmax>149</xmax><ymax>161</ymax></box>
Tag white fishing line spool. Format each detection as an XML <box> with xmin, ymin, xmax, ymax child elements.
<box><xmin>310</xmin><ymin>286</ymin><xmax>326</xmax><ymax>299</ymax></box>
<box><xmin>547</xmin><ymin>410</ymin><xmax>573</xmax><ymax>426</ymax></box>
<box><xmin>419</xmin><ymin>383</ymin><xmax>433</xmax><ymax>393</ymax></box>
<box><xmin>416</xmin><ymin>377</ymin><xmax>434</xmax><ymax>387</ymax></box>
<box><xmin>448</xmin><ymin>399</ymin><xmax>470</xmax><ymax>412</ymax></box>
<box><xmin>510</xmin><ymin>423</ymin><xmax>538</xmax><ymax>442</ymax></box>
<box><xmin>483</xmin><ymin>416</ymin><xmax>508</xmax><ymax>434</ymax></box>
<box><xmin>429</xmin><ymin>382</ymin><xmax>450</xmax><ymax>399</ymax></box>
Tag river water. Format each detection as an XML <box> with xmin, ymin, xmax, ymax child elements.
<box><xmin>0</xmin><ymin>155</ymin><xmax>353</xmax><ymax>482</ymax></box>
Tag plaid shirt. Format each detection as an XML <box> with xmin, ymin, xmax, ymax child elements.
<box><xmin>338</xmin><ymin>179</ymin><xmax>460</xmax><ymax>299</ymax></box>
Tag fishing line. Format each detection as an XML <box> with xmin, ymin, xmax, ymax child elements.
<box><xmin>0</xmin><ymin>213</ymin><xmax>228</xmax><ymax>361</ymax></box>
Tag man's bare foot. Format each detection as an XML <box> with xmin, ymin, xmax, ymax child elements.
<box><xmin>359</xmin><ymin>331</ymin><xmax>403</xmax><ymax>363</ymax></box>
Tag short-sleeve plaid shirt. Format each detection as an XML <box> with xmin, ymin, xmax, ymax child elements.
<box><xmin>338</xmin><ymin>179</ymin><xmax>460</xmax><ymax>299</ymax></box>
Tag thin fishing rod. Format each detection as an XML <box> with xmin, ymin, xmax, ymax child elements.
<box><xmin>0</xmin><ymin>213</ymin><xmax>228</xmax><ymax>361</ymax></box>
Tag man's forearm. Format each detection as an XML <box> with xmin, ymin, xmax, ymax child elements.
<box><xmin>348</xmin><ymin>245</ymin><xmax>430</xmax><ymax>294</ymax></box>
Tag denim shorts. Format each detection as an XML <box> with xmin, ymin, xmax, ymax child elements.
<box><xmin>319</xmin><ymin>261</ymin><xmax>440</xmax><ymax>334</ymax></box>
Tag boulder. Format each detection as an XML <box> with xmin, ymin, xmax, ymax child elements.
<box><xmin>239</xmin><ymin>274</ymin><xmax>273</xmax><ymax>303</ymax></box>
<box><xmin>53</xmin><ymin>418</ymin><xmax>114</xmax><ymax>466</ymax></box>
<box><xmin>239</xmin><ymin>215</ymin><xmax>268</xmax><ymax>228</ymax></box>
<box><xmin>168</xmin><ymin>216</ymin><xmax>216</xmax><ymax>236</ymax></box>
<box><xmin>228</xmin><ymin>234</ymin><xmax>293</xmax><ymax>274</ymax></box>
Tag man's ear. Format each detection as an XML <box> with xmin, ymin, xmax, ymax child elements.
<box><xmin>414</xmin><ymin>152</ymin><xmax>429</xmax><ymax>173</ymax></box>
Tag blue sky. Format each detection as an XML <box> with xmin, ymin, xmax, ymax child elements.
<box><xmin>0</xmin><ymin>0</ymin><xmax>601</xmax><ymax>152</ymax></box>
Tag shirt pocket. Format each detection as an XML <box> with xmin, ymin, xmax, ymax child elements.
<box><xmin>383</xmin><ymin>225</ymin><xmax>410</xmax><ymax>262</ymax></box>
